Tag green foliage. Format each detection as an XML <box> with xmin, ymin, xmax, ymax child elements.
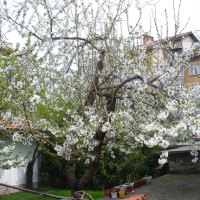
<box><xmin>35</xmin><ymin>102</ymin><xmax>73</xmax><ymax>128</ymax></box>
<box><xmin>94</xmin><ymin>146</ymin><xmax>159</xmax><ymax>189</ymax></box>
<box><xmin>40</xmin><ymin>154</ymin><xmax>67</xmax><ymax>188</ymax></box>
<box><xmin>41</xmin><ymin>144</ymin><xmax>159</xmax><ymax>190</ymax></box>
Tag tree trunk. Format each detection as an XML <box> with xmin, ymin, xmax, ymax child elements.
<box><xmin>66</xmin><ymin>133</ymin><xmax>105</xmax><ymax>192</ymax></box>
<box><xmin>66</xmin><ymin>140</ymin><xmax>104</xmax><ymax>191</ymax></box>
<box><xmin>26</xmin><ymin>161</ymin><xmax>34</xmax><ymax>189</ymax></box>
<box><xmin>66</xmin><ymin>51</ymin><xmax>117</xmax><ymax>193</ymax></box>
<box><xmin>26</xmin><ymin>144</ymin><xmax>40</xmax><ymax>189</ymax></box>
<box><xmin>65</xmin><ymin>161</ymin><xmax>78</xmax><ymax>195</ymax></box>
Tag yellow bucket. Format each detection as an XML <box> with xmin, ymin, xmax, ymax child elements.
<box><xmin>119</xmin><ymin>190</ymin><xmax>125</xmax><ymax>198</ymax></box>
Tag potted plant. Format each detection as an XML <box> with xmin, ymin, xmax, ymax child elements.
<box><xmin>126</xmin><ymin>184</ymin><xmax>133</xmax><ymax>194</ymax></box>
<box><xmin>126</xmin><ymin>175</ymin><xmax>133</xmax><ymax>194</ymax></box>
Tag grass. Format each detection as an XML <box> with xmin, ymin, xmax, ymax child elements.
<box><xmin>0</xmin><ymin>187</ymin><xmax>103</xmax><ymax>200</ymax></box>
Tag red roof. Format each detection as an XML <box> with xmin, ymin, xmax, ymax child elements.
<box><xmin>141</xmin><ymin>31</ymin><xmax>199</xmax><ymax>49</ymax></box>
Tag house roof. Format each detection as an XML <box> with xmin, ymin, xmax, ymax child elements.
<box><xmin>167</xmin><ymin>146</ymin><xmax>200</xmax><ymax>154</ymax></box>
<box><xmin>169</xmin><ymin>31</ymin><xmax>199</xmax><ymax>42</ymax></box>
<box><xmin>142</xmin><ymin>31</ymin><xmax>199</xmax><ymax>49</ymax></box>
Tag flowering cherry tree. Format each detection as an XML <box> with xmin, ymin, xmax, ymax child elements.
<box><xmin>0</xmin><ymin>49</ymin><xmax>30</xmax><ymax>169</ymax></box>
<box><xmin>0</xmin><ymin>0</ymin><xmax>200</xmax><ymax>191</ymax></box>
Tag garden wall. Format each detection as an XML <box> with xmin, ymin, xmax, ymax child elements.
<box><xmin>0</xmin><ymin>142</ymin><xmax>39</xmax><ymax>195</ymax></box>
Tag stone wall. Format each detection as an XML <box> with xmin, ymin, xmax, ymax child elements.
<box><xmin>168</xmin><ymin>152</ymin><xmax>200</xmax><ymax>173</ymax></box>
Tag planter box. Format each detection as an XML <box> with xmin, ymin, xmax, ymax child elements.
<box><xmin>104</xmin><ymin>187</ymin><xmax>121</xmax><ymax>198</ymax></box>
<box><xmin>143</xmin><ymin>176</ymin><xmax>152</xmax><ymax>184</ymax></box>
<box><xmin>133</xmin><ymin>179</ymin><xmax>147</xmax><ymax>188</ymax></box>
<box><xmin>126</xmin><ymin>185</ymin><xmax>133</xmax><ymax>194</ymax></box>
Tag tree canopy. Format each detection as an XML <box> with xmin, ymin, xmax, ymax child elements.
<box><xmin>0</xmin><ymin>0</ymin><xmax>199</xmax><ymax>190</ymax></box>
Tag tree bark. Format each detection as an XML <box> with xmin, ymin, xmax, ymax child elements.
<box><xmin>26</xmin><ymin>160</ymin><xmax>34</xmax><ymax>189</ymax></box>
<box><xmin>66</xmin><ymin>93</ymin><xmax>117</xmax><ymax>192</ymax></box>
<box><xmin>26</xmin><ymin>144</ymin><xmax>40</xmax><ymax>189</ymax></box>
<box><xmin>66</xmin><ymin>141</ymin><xmax>104</xmax><ymax>192</ymax></box>
<box><xmin>65</xmin><ymin>161</ymin><xmax>78</xmax><ymax>194</ymax></box>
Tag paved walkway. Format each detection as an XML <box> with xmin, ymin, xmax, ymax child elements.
<box><xmin>133</xmin><ymin>174</ymin><xmax>200</xmax><ymax>200</ymax></box>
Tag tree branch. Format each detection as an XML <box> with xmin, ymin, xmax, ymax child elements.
<box><xmin>7</xmin><ymin>16</ymin><xmax>43</xmax><ymax>41</ymax></box>
<box><xmin>116</xmin><ymin>75</ymin><xmax>144</xmax><ymax>92</ymax></box>
<box><xmin>51</xmin><ymin>36</ymin><xmax>101</xmax><ymax>51</ymax></box>
<box><xmin>85</xmin><ymin>50</ymin><xmax>106</xmax><ymax>106</ymax></box>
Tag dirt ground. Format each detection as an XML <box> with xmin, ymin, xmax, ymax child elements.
<box><xmin>133</xmin><ymin>174</ymin><xmax>200</xmax><ymax>200</ymax></box>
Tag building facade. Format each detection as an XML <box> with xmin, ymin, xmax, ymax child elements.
<box><xmin>143</xmin><ymin>32</ymin><xmax>200</xmax><ymax>173</ymax></box>
<box><xmin>143</xmin><ymin>32</ymin><xmax>200</xmax><ymax>87</ymax></box>
<box><xmin>0</xmin><ymin>141</ymin><xmax>40</xmax><ymax>195</ymax></box>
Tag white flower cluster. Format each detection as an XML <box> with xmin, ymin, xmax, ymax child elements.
<box><xmin>190</xmin><ymin>148</ymin><xmax>199</xmax><ymax>163</ymax></box>
<box><xmin>35</xmin><ymin>118</ymin><xmax>52</xmax><ymax>131</ymax></box>
<box><xmin>102</xmin><ymin>122</ymin><xmax>111</xmax><ymax>132</ymax></box>
<box><xmin>166</xmin><ymin>100</ymin><xmax>178</xmax><ymax>112</ymax></box>
<box><xmin>158</xmin><ymin>151</ymin><xmax>168</xmax><ymax>166</ymax></box>
<box><xmin>157</xmin><ymin>111</ymin><xmax>169</xmax><ymax>121</ymax></box>
<box><xmin>55</xmin><ymin>141</ymin><xmax>72</xmax><ymax>161</ymax></box>
<box><xmin>12</xmin><ymin>132</ymin><xmax>33</xmax><ymax>146</ymax></box>
<box><xmin>54</xmin><ymin>108</ymin><xmax>102</xmax><ymax>160</ymax></box>
<box><xmin>1</xmin><ymin>145</ymin><xmax>15</xmax><ymax>155</ymax></box>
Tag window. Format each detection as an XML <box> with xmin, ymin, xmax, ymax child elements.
<box><xmin>174</xmin><ymin>39</ymin><xmax>182</xmax><ymax>48</ymax></box>
<box><xmin>189</xmin><ymin>63</ymin><xmax>200</xmax><ymax>75</ymax></box>
<box><xmin>171</xmin><ymin>39</ymin><xmax>183</xmax><ymax>53</ymax></box>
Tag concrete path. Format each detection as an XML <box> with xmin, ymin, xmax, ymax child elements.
<box><xmin>133</xmin><ymin>174</ymin><xmax>200</xmax><ymax>200</ymax></box>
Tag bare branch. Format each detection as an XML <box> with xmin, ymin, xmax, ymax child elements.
<box><xmin>52</xmin><ymin>0</ymin><xmax>75</xmax><ymax>20</ymax></box>
<box><xmin>6</xmin><ymin>16</ymin><xmax>43</xmax><ymax>41</ymax></box>
<box><xmin>43</xmin><ymin>0</ymin><xmax>52</xmax><ymax>20</ymax></box>
<box><xmin>51</xmin><ymin>36</ymin><xmax>101</xmax><ymax>51</ymax></box>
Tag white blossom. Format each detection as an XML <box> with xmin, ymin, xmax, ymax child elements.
<box><xmin>157</xmin><ymin>111</ymin><xmax>169</xmax><ymax>121</ymax></box>
<box><xmin>158</xmin><ymin>158</ymin><xmax>168</xmax><ymax>166</ymax></box>
<box><xmin>102</xmin><ymin>122</ymin><xmax>112</xmax><ymax>132</ymax></box>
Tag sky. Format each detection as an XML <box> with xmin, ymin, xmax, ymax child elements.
<box><xmin>2</xmin><ymin>0</ymin><xmax>200</xmax><ymax>44</ymax></box>
<box><xmin>140</xmin><ymin>0</ymin><xmax>200</xmax><ymax>38</ymax></box>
